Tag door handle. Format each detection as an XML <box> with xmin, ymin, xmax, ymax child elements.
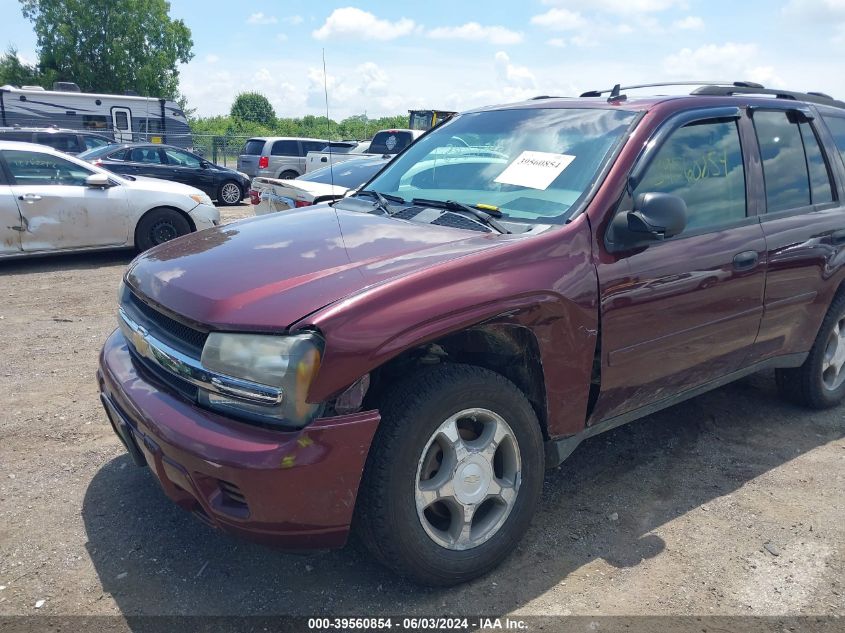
<box><xmin>733</xmin><ymin>250</ymin><xmax>759</xmax><ymax>271</ymax></box>
<box><xmin>18</xmin><ymin>193</ymin><xmax>42</xmax><ymax>202</ymax></box>
<box><xmin>831</xmin><ymin>229</ymin><xmax>845</xmax><ymax>245</ymax></box>
<box><xmin>320</xmin><ymin>157</ymin><xmax>327</xmax><ymax>163</ymax></box>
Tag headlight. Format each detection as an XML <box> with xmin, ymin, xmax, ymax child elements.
<box><xmin>190</xmin><ymin>193</ymin><xmax>213</xmax><ymax>206</ymax></box>
<box><xmin>198</xmin><ymin>332</ymin><xmax>324</xmax><ymax>427</ymax></box>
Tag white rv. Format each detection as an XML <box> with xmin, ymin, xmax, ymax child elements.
<box><xmin>0</xmin><ymin>83</ymin><xmax>192</xmax><ymax>148</ymax></box>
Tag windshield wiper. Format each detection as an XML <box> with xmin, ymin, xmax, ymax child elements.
<box><xmin>357</xmin><ymin>190</ymin><xmax>406</xmax><ymax>216</ymax></box>
<box><xmin>411</xmin><ymin>198</ymin><xmax>510</xmax><ymax>234</ymax></box>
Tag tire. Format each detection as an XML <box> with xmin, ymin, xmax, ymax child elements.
<box><xmin>278</xmin><ymin>170</ymin><xmax>298</xmax><ymax>180</ymax></box>
<box><xmin>776</xmin><ymin>291</ymin><xmax>845</xmax><ymax>408</ymax></box>
<box><xmin>355</xmin><ymin>364</ymin><xmax>544</xmax><ymax>586</ymax></box>
<box><xmin>134</xmin><ymin>208</ymin><xmax>192</xmax><ymax>252</ymax></box>
<box><xmin>217</xmin><ymin>180</ymin><xmax>242</xmax><ymax>206</ymax></box>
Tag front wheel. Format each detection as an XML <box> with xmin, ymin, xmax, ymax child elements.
<box><xmin>776</xmin><ymin>291</ymin><xmax>845</xmax><ymax>408</ymax></box>
<box><xmin>135</xmin><ymin>208</ymin><xmax>191</xmax><ymax>251</ymax></box>
<box><xmin>217</xmin><ymin>180</ymin><xmax>242</xmax><ymax>206</ymax></box>
<box><xmin>355</xmin><ymin>364</ymin><xmax>544</xmax><ymax>586</ymax></box>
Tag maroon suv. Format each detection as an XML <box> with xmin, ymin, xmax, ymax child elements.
<box><xmin>98</xmin><ymin>82</ymin><xmax>845</xmax><ymax>586</ymax></box>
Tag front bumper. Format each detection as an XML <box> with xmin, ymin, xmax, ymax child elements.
<box><xmin>97</xmin><ymin>329</ymin><xmax>380</xmax><ymax>548</ymax></box>
<box><xmin>189</xmin><ymin>202</ymin><xmax>220</xmax><ymax>229</ymax></box>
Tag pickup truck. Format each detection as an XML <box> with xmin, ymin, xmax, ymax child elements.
<box><xmin>304</xmin><ymin>129</ymin><xmax>423</xmax><ymax>173</ymax></box>
<box><xmin>98</xmin><ymin>81</ymin><xmax>845</xmax><ymax>587</ymax></box>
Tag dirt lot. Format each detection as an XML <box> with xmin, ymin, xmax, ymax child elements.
<box><xmin>0</xmin><ymin>203</ymin><xmax>843</xmax><ymax>621</ymax></box>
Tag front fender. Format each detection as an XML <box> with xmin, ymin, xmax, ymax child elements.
<box><xmin>298</xmin><ymin>215</ymin><xmax>599</xmax><ymax>438</ymax></box>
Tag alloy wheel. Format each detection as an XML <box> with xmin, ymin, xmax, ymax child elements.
<box><xmin>821</xmin><ymin>316</ymin><xmax>845</xmax><ymax>391</ymax></box>
<box><xmin>414</xmin><ymin>408</ymin><xmax>521</xmax><ymax>551</ymax></box>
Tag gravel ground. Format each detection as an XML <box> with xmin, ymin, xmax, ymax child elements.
<box><xmin>0</xmin><ymin>203</ymin><xmax>842</xmax><ymax>620</ymax></box>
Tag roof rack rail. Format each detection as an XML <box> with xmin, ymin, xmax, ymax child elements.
<box><xmin>691</xmin><ymin>85</ymin><xmax>845</xmax><ymax>109</ymax></box>
<box><xmin>579</xmin><ymin>81</ymin><xmax>762</xmax><ymax>98</ymax></box>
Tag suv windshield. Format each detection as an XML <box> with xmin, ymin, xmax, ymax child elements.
<box><xmin>365</xmin><ymin>108</ymin><xmax>637</xmax><ymax>222</ymax></box>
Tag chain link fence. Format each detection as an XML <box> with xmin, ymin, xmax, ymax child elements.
<box><xmin>188</xmin><ymin>134</ymin><xmax>252</xmax><ymax>168</ymax></box>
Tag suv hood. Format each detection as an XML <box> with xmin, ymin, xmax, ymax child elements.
<box><xmin>125</xmin><ymin>205</ymin><xmax>506</xmax><ymax>330</ymax></box>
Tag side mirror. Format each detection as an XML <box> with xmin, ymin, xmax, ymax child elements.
<box><xmin>608</xmin><ymin>192</ymin><xmax>687</xmax><ymax>252</ymax></box>
<box><xmin>200</xmin><ymin>160</ymin><xmax>210</xmax><ymax>169</ymax></box>
<box><xmin>85</xmin><ymin>173</ymin><xmax>112</xmax><ymax>188</ymax></box>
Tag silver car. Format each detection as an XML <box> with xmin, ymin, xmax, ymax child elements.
<box><xmin>237</xmin><ymin>137</ymin><xmax>328</xmax><ymax>179</ymax></box>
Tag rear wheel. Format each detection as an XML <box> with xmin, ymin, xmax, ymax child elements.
<box><xmin>776</xmin><ymin>291</ymin><xmax>845</xmax><ymax>408</ymax></box>
<box><xmin>135</xmin><ymin>208</ymin><xmax>191</xmax><ymax>251</ymax></box>
<box><xmin>217</xmin><ymin>180</ymin><xmax>242</xmax><ymax>206</ymax></box>
<box><xmin>355</xmin><ymin>364</ymin><xmax>544</xmax><ymax>586</ymax></box>
<box><xmin>278</xmin><ymin>170</ymin><xmax>298</xmax><ymax>180</ymax></box>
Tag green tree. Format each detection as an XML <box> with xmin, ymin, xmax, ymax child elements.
<box><xmin>230</xmin><ymin>92</ymin><xmax>276</xmax><ymax>127</ymax></box>
<box><xmin>0</xmin><ymin>46</ymin><xmax>49</xmax><ymax>87</ymax></box>
<box><xmin>19</xmin><ymin>0</ymin><xmax>193</xmax><ymax>98</ymax></box>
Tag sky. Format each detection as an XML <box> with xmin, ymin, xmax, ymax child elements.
<box><xmin>1</xmin><ymin>0</ymin><xmax>845</xmax><ymax>120</ymax></box>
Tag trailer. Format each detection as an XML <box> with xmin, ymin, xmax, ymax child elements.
<box><xmin>0</xmin><ymin>83</ymin><xmax>192</xmax><ymax>148</ymax></box>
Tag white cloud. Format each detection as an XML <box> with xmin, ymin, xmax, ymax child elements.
<box><xmin>247</xmin><ymin>12</ymin><xmax>278</xmax><ymax>25</ymax></box>
<box><xmin>782</xmin><ymin>0</ymin><xmax>845</xmax><ymax>21</ymax></box>
<box><xmin>541</xmin><ymin>0</ymin><xmax>687</xmax><ymax>13</ymax></box>
<box><xmin>494</xmin><ymin>51</ymin><xmax>536</xmax><ymax>90</ymax></box>
<box><xmin>673</xmin><ymin>15</ymin><xmax>704</xmax><ymax>30</ymax></box>
<box><xmin>663</xmin><ymin>43</ymin><xmax>783</xmax><ymax>87</ymax></box>
<box><xmin>204</xmin><ymin>54</ymin><xmax>219</xmax><ymax>63</ymax></box>
<box><xmin>530</xmin><ymin>8</ymin><xmax>586</xmax><ymax>30</ymax></box>
<box><xmin>427</xmin><ymin>22</ymin><xmax>523</xmax><ymax>44</ymax></box>
<box><xmin>547</xmin><ymin>38</ymin><xmax>567</xmax><ymax>47</ymax></box>
<box><xmin>284</xmin><ymin>15</ymin><xmax>304</xmax><ymax>25</ymax></box>
<box><xmin>312</xmin><ymin>7</ymin><xmax>416</xmax><ymax>41</ymax></box>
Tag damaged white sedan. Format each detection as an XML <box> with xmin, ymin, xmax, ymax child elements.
<box><xmin>0</xmin><ymin>141</ymin><xmax>220</xmax><ymax>258</ymax></box>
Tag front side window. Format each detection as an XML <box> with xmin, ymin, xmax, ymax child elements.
<box><xmin>366</xmin><ymin>108</ymin><xmax>638</xmax><ymax>222</ymax></box>
<box><xmin>3</xmin><ymin>149</ymin><xmax>92</xmax><ymax>186</ymax></box>
<box><xmin>634</xmin><ymin>118</ymin><xmax>746</xmax><ymax>231</ymax></box>
<box><xmin>164</xmin><ymin>149</ymin><xmax>201</xmax><ymax>168</ymax></box>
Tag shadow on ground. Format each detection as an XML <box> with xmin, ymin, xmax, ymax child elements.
<box><xmin>82</xmin><ymin>371</ymin><xmax>844</xmax><ymax>617</ymax></box>
<box><xmin>0</xmin><ymin>250</ymin><xmax>135</xmax><ymax>275</ymax></box>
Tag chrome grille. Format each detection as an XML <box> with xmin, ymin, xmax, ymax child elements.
<box><xmin>121</xmin><ymin>287</ymin><xmax>208</xmax><ymax>357</ymax></box>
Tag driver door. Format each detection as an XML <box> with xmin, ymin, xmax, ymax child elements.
<box><xmin>591</xmin><ymin>109</ymin><xmax>767</xmax><ymax>423</ymax></box>
<box><xmin>1</xmin><ymin>148</ymin><xmax>131</xmax><ymax>251</ymax></box>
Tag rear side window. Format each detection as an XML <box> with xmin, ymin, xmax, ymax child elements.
<box><xmin>271</xmin><ymin>140</ymin><xmax>300</xmax><ymax>156</ymax></box>
<box><xmin>754</xmin><ymin>111</ymin><xmax>833</xmax><ymax>212</ymax></box>
<box><xmin>129</xmin><ymin>147</ymin><xmax>163</xmax><ymax>164</ymax></box>
<box><xmin>634</xmin><ymin>118</ymin><xmax>746</xmax><ymax>231</ymax></box>
<box><xmin>369</xmin><ymin>131</ymin><xmax>414</xmax><ymax>154</ymax></box>
<box><xmin>35</xmin><ymin>133</ymin><xmax>81</xmax><ymax>153</ymax></box>
<box><xmin>822</xmin><ymin>114</ymin><xmax>845</xmax><ymax>166</ymax></box>
<box><xmin>243</xmin><ymin>139</ymin><xmax>265</xmax><ymax>155</ymax></box>
<box><xmin>800</xmin><ymin>121</ymin><xmax>834</xmax><ymax>205</ymax></box>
